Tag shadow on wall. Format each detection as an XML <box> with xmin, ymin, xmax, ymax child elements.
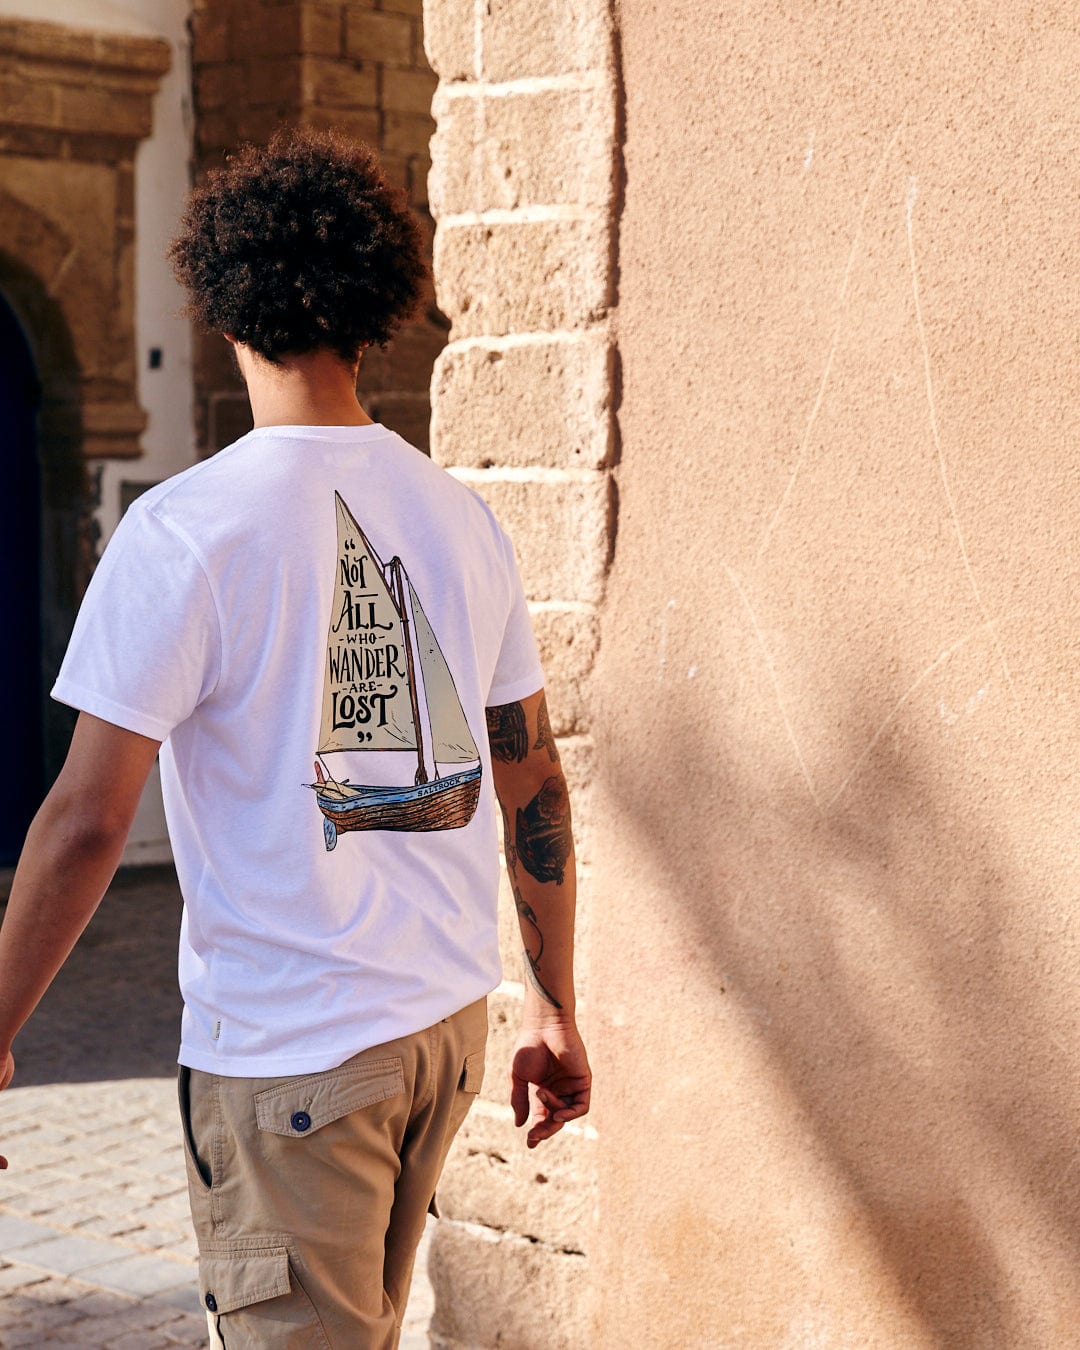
<box><xmin>606</xmin><ymin>682</ymin><xmax>1078</xmax><ymax>1347</ymax></box>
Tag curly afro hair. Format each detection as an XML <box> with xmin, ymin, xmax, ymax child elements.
<box><xmin>169</xmin><ymin>127</ymin><xmax>429</xmax><ymax>364</ymax></box>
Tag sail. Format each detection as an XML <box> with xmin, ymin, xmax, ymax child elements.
<box><xmin>319</xmin><ymin>494</ymin><xmax>417</xmax><ymax>755</ymax></box>
<box><xmin>407</xmin><ymin>578</ymin><xmax>479</xmax><ymax>763</ymax></box>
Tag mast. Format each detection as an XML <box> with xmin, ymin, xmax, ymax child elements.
<box><xmin>391</xmin><ymin>557</ymin><xmax>430</xmax><ymax>785</ymax></box>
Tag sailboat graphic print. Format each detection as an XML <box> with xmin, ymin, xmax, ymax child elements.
<box><xmin>307</xmin><ymin>492</ymin><xmax>482</xmax><ymax>850</ymax></box>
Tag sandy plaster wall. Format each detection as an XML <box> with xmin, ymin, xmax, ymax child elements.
<box><xmin>594</xmin><ymin>2</ymin><xmax>1080</xmax><ymax>1345</ymax></box>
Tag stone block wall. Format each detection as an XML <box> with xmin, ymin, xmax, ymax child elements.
<box><xmin>424</xmin><ymin>1</ymin><xmax>618</xmax><ymax>1344</ymax></box>
<box><xmin>189</xmin><ymin>0</ymin><xmax>444</xmax><ymax>456</ymax></box>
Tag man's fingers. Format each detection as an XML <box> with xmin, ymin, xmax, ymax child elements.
<box><xmin>520</xmin><ymin>1085</ymin><xmax>563</xmax><ymax>1147</ymax></box>
<box><xmin>510</xmin><ymin>1032</ymin><xmax>592</xmax><ymax>1145</ymax></box>
<box><xmin>525</xmin><ymin>1090</ymin><xmax>589</xmax><ymax>1145</ymax></box>
<box><xmin>526</xmin><ymin>1115</ymin><xmax>564</xmax><ymax>1148</ymax></box>
<box><xmin>509</xmin><ymin>1074</ymin><xmax>530</xmax><ymax>1128</ymax></box>
<box><xmin>537</xmin><ymin>1087</ymin><xmax>589</xmax><ymax>1122</ymax></box>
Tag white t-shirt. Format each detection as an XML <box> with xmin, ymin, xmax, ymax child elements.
<box><xmin>52</xmin><ymin>424</ymin><xmax>544</xmax><ymax>1075</ymax></box>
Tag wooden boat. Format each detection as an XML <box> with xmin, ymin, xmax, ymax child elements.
<box><xmin>307</xmin><ymin>492</ymin><xmax>481</xmax><ymax>850</ymax></box>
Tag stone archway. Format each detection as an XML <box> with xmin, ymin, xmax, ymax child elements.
<box><xmin>0</xmin><ymin>243</ymin><xmax>87</xmax><ymax>801</ymax></box>
<box><xmin>0</xmin><ymin>289</ymin><xmax>42</xmax><ymax>865</ymax></box>
<box><xmin>0</xmin><ymin>17</ymin><xmax>169</xmax><ymax>842</ymax></box>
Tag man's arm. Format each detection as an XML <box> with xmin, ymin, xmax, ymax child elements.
<box><xmin>0</xmin><ymin>713</ymin><xmax>161</xmax><ymax>1164</ymax></box>
<box><xmin>486</xmin><ymin>688</ymin><xmax>591</xmax><ymax>1149</ymax></box>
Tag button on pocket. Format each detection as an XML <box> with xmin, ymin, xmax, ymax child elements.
<box><xmin>199</xmin><ymin>1246</ymin><xmax>290</xmax><ymax>1315</ymax></box>
<box><xmin>254</xmin><ymin>1057</ymin><xmax>406</xmax><ymax>1137</ymax></box>
<box><xmin>198</xmin><ymin>1245</ymin><xmax>329</xmax><ymax>1348</ymax></box>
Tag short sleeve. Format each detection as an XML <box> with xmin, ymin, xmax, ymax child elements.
<box><xmin>486</xmin><ymin>528</ymin><xmax>545</xmax><ymax>706</ymax></box>
<box><xmin>51</xmin><ymin>502</ymin><xmax>222</xmax><ymax>742</ymax></box>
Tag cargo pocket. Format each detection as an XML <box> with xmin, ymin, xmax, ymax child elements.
<box><xmin>431</xmin><ymin>1046</ymin><xmax>487</xmax><ymax>1220</ymax></box>
<box><xmin>200</xmin><ymin>1245</ymin><xmax>329</xmax><ymax>1350</ymax></box>
<box><xmin>253</xmin><ymin>1056</ymin><xmax>405</xmax><ymax>1137</ymax></box>
<box><xmin>459</xmin><ymin>1048</ymin><xmax>485</xmax><ymax>1094</ymax></box>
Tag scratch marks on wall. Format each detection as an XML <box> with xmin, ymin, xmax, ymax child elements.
<box><xmin>938</xmin><ymin>686</ymin><xmax>987</xmax><ymax>727</ymax></box>
<box><xmin>728</xmin><ymin>118</ymin><xmax>1021</xmax><ymax>811</ymax></box>
<box><xmin>905</xmin><ymin>175</ymin><xmax>1021</xmax><ymax>716</ymax></box>
<box><xmin>827</xmin><ymin>616</ymin><xmax>1017</xmax><ymax>809</ymax></box>
<box><xmin>724</xmin><ymin>564</ymin><xmax>823</xmax><ymax>812</ymax></box>
<box><xmin>755</xmin><ymin>117</ymin><xmax>906</xmax><ymax>567</ymax></box>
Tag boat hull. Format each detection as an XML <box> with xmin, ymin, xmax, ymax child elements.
<box><xmin>315</xmin><ymin>764</ymin><xmax>481</xmax><ymax>847</ymax></box>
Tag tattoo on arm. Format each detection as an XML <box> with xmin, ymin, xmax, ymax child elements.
<box><xmin>486</xmin><ymin>701</ymin><xmax>528</xmax><ymax>763</ymax></box>
<box><xmin>523</xmin><ymin>945</ymin><xmax>562</xmax><ymax>1009</ymax></box>
<box><xmin>512</xmin><ymin>867</ymin><xmax>563</xmax><ymax>1009</ymax></box>
<box><xmin>515</xmin><ymin>775</ymin><xmax>572</xmax><ymax>886</ymax></box>
<box><xmin>533</xmin><ymin>693</ymin><xmax>558</xmax><ymax>763</ymax></box>
<box><xmin>499</xmin><ymin>800</ymin><xmax>564</xmax><ymax>1010</ymax></box>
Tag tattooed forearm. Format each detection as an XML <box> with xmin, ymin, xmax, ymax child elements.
<box><xmin>523</xmin><ymin>948</ymin><xmax>562</xmax><ymax>1009</ymax></box>
<box><xmin>491</xmin><ymin>694</ymin><xmax>574</xmax><ymax>1013</ymax></box>
<box><xmin>500</xmin><ymin>801</ymin><xmax>564</xmax><ymax>1010</ymax></box>
<box><xmin>533</xmin><ymin>693</ymin><xmax>558</xmax><ymax>763</ymax></box>
<box><xmin>497</xmin><ymin>800</ymin><xmax>517</xmax><ymax>871</ymax></box>
<box><xmin>510</xmin><ymin>871</ymin><xmax>563</xmax><ymax>1010</ymax></box>
<box><xmin>515</xmin><ymin>775</ymin><xmax>572</xmax><ymax>886</ymax></box>
<box><xmin>486</xmin><ymin>701</ymin><xmax>528</xmax><ymax>763</ymax></box>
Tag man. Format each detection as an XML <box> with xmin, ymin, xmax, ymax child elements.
<box><xmin>0</xmin><ymin>128</ymin><xmax>590</xmax><ymax>1348</ymax></box>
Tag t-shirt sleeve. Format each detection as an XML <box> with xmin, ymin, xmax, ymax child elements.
<box><xmin>51</xmin><ymin>502</ymin><xmax>222</xmax><ymax>742</ymax></box>
<box><xmin>486</xmin><ymin>528</ymin><xmax>545</xmax><ymax>706</ymax></box>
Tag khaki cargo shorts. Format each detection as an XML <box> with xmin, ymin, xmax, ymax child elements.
<box><xmin>177</xmin><ymin>997</ymin><xmax>488</xmax><ymax>1349</ymax></box>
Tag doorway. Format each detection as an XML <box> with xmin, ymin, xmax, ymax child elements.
<box><xmin>0</xmin><ymin>292</ymin><xmax>44</xmax><ymax>866</ymax></box>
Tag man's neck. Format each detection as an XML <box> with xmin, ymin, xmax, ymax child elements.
<box><xmin>233</xmin><ymin>342</ymin><xmax>375</xmax><ymax>429</ymax></box>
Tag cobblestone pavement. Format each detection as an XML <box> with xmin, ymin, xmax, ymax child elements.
<box><xmin>0</xmin><ymin>865</ymin><xmax>434</xmax><ymax>1348</ymax></box>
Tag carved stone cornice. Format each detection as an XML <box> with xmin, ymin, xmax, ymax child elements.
<box><xmin>0</xmin><ymin>18</ymin><xmax>170</xmax><ymax>156</ymax></box>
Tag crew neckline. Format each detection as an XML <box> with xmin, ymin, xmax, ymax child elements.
<box><xmin>243</xmin><ymin>422</ymin><xmax>391</xmax><ymax>443</ymax></box>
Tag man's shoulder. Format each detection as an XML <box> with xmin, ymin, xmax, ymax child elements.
<box><xmin>134</xmin><ymin>440</ymin><xmax>252</xmax><ymax>520</ymax></box>
<box><xmin>409</xmin><ymin>454</ymin><xmax>511</xmax><ymax>541</ymax></box>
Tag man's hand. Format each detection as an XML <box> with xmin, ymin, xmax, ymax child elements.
<box><xmin>510</xmin><ymin>1021</ymin><xmax>591</xmax><ymax>1149</ymax></box>
<box><xmin>0</xmin><ymin>1049</ymin><xmax>14</xmax><ymax>1168</ymax></box>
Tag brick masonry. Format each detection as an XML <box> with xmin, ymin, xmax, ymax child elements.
<box><xmin>429</xmin><ymin>1220</ymin><xmax>590</xmax><ymax>1350</ymax></box>
<box><xmin>429</xmin><ymin>78</ymin><xmax>614</xmax><ymax>214</ymax></box>
<box><xmin>432</xmin><ymin>213</ymin><xmax>612</xmax><ymax>339</ymax></box>
<box><xmin>424</xmin><ymin>0</ymin><xmax>618</xmax><ymax>1343</ymax></box>
<box><xmin>430</xmin><ymin>332</ymin><xmax>614</xmax><ymax>472</ymax></box>
<box><xmin>189</xmin><ymin>0</ymin><xmax>446</xmax><ymax>456</ymax></box>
